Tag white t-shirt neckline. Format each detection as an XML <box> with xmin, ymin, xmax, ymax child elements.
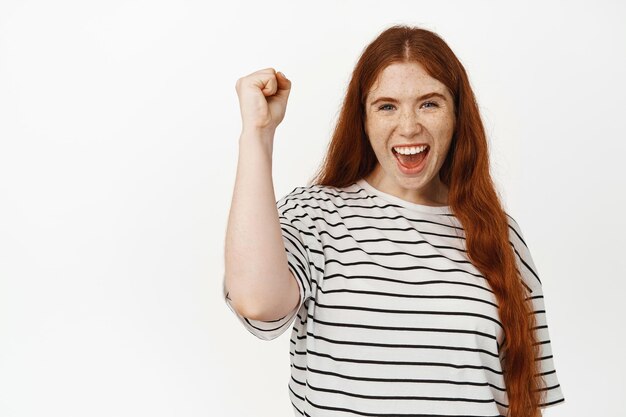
<box><xmin>356</xmin><ymin>178</ymin><xmax>453</xmax><ymax>215</ymax></box>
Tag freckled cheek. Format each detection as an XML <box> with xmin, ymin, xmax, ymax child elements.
<box><xmin>432</xmin><ymin>119</ymin><xmax>455</xmax><ymax>138</ymax></box>
<box><xmin>375</xmin><ymin>121</ymin><xmax>396</xmax><ymax>137</ymax></box>
<box><xmin>366</xmin><ymin>121</ymin><xmax>394</xmax><ymax>140</ymax></box>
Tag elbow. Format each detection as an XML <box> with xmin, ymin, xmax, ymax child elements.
<box><xmin>224</xmin><ymin>283</ymin><xmax>261</xmax><ymax>320</ymax></box>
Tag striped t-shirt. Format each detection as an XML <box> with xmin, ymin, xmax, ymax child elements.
<box><xmin>223</xmin><ymin>178</ymin><xmax>565</xmax><ymax>417</ymax></box>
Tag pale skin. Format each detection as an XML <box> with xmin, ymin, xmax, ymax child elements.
<box><xmin>363</xmin><ymin>61</ymin><xmax>457</xmax><ymax>207</ymax></box>
<box><xmin>224</xmin><ymin>68</ymin><xmax>302</xmax><ymax>321</ymax></box>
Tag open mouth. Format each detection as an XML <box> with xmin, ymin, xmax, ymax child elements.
<box><xmin>392</xmin><ymin>145</ymin><xmax>430</xmax><ymax>169</ymax></box>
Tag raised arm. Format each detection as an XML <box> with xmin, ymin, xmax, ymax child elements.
<box><xmin>223</xmin><ymin>68</ymin><xmax>300</xmax><ymax>321</ymax></box>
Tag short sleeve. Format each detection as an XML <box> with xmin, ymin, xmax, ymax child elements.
<box><xmin>507</xmin><ymin>215</ymin><xmax>566</xmax><ymax>409</ymax></box>
<box><xmin>223</xmin><ymin>188</ymin><xmax>322</xmax><ymax>341</ymax></box>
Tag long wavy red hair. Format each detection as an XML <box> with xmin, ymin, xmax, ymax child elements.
<box><xmin>308</xmin><ymin>24</ymin><xmax>543</xmax><ymax>417</ymax></box>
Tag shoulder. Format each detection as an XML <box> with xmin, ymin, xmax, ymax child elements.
<box><xmin>505</xmin><ymin>212</ymin><xmax>528</xmax><ymax>249</ymax></box>
<box><xmin>504</xmin><ymin>211</ymin><xmax>544</xmax><ymax>291</ymax></box>
<box><xmin>277</xmin><ymin>182</ymin><xmax>364</xmax><ymax>211</ymax></box>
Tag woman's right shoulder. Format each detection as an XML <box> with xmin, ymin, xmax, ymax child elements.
<box><xmin>277</xmin><ymin>181</ymin><xmax>363</xmax><ymax>211</ymax></box>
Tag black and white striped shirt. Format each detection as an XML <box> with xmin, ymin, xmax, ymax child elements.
<box><xmin>224</xmin><ymin>178</ymin><xmax>565</xmax><ymax>417</ymax></box>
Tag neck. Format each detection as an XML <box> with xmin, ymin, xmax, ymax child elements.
<box><xmin>364</xmin><ymin>169</ymin><xmax>449</xmax><ymax>207</ymax></box>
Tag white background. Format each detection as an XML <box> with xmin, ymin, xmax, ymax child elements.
<box><xmin>1</xmin><ymin>1</ymin><xmax>624</xmax><ymax>416</ymax></box>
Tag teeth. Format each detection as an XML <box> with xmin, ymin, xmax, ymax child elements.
<box><xmin>393</xmin><ymin>145</ymin><xmax>428</xmax><ymax>155</ymax></box>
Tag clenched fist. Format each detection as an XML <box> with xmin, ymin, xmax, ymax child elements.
<box><xmin>235</xmin><ymin>68</ymin><xmax>292</xmax><ymax>134</ymax></box>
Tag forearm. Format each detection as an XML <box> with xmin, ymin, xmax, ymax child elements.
<box><xmin>223</xmin><ymin>130</ymin><xmax>293</xmax><ymax>317</ymax></box>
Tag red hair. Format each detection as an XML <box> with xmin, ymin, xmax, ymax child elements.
<box><xmin>309</xmin><ymin>24</ymin><xmax>543</xmax><ymax>417</ymax></box>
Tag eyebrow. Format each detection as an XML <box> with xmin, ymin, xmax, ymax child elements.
<box><xmin>369</xmin><ymin>92</ymin><xmax>448</xmax><ymax>106</ymax></box>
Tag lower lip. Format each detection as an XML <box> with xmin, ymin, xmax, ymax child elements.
<box><xmin>393</xmin><ymin>148</ymin><xmax>429</xmax><ymax>175</ymax></box>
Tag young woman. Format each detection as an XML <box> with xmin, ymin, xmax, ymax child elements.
<box><xmin>223</xmin><ymin>24</ymin><xmax>565</xmax><ymax>417</ymax></box>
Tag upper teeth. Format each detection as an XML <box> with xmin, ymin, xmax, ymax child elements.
<box><xmin>393</xmin><ymin>145</ymin><xmax>428</xmax><ymax>155</ymax></box>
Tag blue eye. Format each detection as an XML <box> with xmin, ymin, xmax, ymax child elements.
<box><xmin>378</xmin><ymin>102</ymin><xmax>439</xmax><ymax>111</ymax></box>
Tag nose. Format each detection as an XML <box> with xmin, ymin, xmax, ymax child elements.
<box><xmin>398</xmin><ymin>108</ymin><xmax>422</xmax><ymax>137</ymax></box>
